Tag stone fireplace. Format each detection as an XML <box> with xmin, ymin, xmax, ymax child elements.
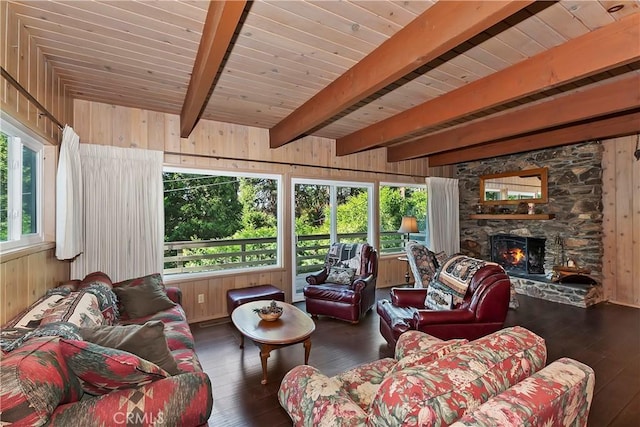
<box><xmin>490</xmin><ymin>234</ymin><xmax>546</xmax><ymax>275</ymax></box>
<box><xmin>457</xmin><ymin>142</ymin><xmax>605</xmax><ymax>308</ymax></box>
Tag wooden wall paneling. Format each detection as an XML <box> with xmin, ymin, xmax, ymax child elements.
<box><xmin>147</xmin><ymin>110</ymin><xmax>166</xmax><ymax>151</ymax></box>
<box><xmin>73</xmin><ymin>99</ymin><xmax>91</xmax><ymax>139</ymax></box>
<box><xmin>90</xmin><ymin>102</ymin><xmax>114</xmax><ymax>145</ymax></box>
<box><xmin>17</xmin><ymin>21</ymin><xmax>29</xmax><ymax>121</ymax></box>
<box><xmin>633</xmin><ymin>135</ymin><xmax>640</xmax><ymax>306</ymax></box>
<box><xmin>29</xmin><ymin>250</ymin><xmax>47</xmax><ymax>301</ymax></box>
<box><xmin>113</xmin><ymin>105</ymin><xmax>131</xmax><ymax>148</ymax></box>
<box><xmin>28</xmin><ymin>33</ymin><xmax>38</xmax><ymax>123</ymax></box>
<box><xmin>164</xmin><ymin>113</ymin><xmax>181</xmax><ymax>153</ymax></box>
<box><xmin>42</xmin><ymin>145</ymin><xmax>58</xmax><ymax>241</ymax></box>
<box><xmin>614</xmin><ymin>137</ymin><xmax>634</xmax><ymax>303</ymax></box>
<box><xmin>602</xmin><ymin>138</ymin><xmax>619</xmax><ymax>301</ymax></box>
<box><xmin>5</xmin><ymin>5</ymin><xmax>19</xmax><ymax>118</ymax></box>
<box><xmin>0</xmin><ymin>262</ymin><xmax>6</xmax><ymax>325</ymax></box>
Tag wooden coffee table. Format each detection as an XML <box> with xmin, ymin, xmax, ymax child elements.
<box><xmin>231</xmin><ymin>300</ymin><xmax>315</xmax><ymax>385</ymax></box>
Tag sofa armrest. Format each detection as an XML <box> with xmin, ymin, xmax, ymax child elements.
<box><xmin>413</xmin><ymin>308</ymin><xmax>475</xmax><ymax>326</ymax></box>
<box><xmin>450</xmin><ymin>358</ymin><xmax>595</xmax><ymax>427</ymax></box>
<box><xmin>352</xmin><ymin>274</ymin><xmax>375</xmax><ymax>292</ymax></box>
<box><xmin>49</xmin><ymin>372</ymin><xmax>213</xmax><ymax>426</ymax></box>
<box><xmin>305</xmin><ymin>269</ymin><xmax>328</xmax><ymax>285</ymax></box>
<box><xmin>391</xmin><ymin>287</ymin><xmax>429</xmax><ymax>307</ymax></box>
<box><xmin>165</xmin><ymin>286</ymin><xmax>182</xmax><ymax>305</ymax></box>
<box><xmin>278</xmin><ymin>365</ymin><xmax>367</xmax><ymax>425</ymax></box>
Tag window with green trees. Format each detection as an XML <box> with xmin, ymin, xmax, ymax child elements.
<box><xmin>162</xmin><ymin>168</ymin><xmax>282</xmax><ymax>276</ymax></box>
<box><xmin>1</xmin><ymin>118</ymin><xmax>42</xmax><ymax>250</ymax></box>
<box><xmin>379</xmin><ymin>183</ymin><xmax>427</xmax><ymax>253</ymax></box>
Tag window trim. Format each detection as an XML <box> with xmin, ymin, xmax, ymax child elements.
<box><xmin>1</xmin><ymin>116</ymin><xmax>44</xmax><ymax>251</ymax></box>
<box><xmin>162</xmin><ymin>166</ymin><xmax>284</xmax><ymax>279</ymax></box>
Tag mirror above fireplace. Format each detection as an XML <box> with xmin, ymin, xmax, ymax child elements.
<box><xmin>479</xmin><ymin>167</ymin><xmax>548</xmax><ymax>205</ymax></box>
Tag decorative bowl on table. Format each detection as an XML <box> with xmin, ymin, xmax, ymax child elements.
<box><xmin>254</xmin><ymin>300</ymin><xmax>283</xmax><ymax>321</ymax></box>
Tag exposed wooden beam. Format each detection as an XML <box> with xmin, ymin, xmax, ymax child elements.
<box><xmin>428</xmin><ymin>110</ymin><xmax>640</xmax><ymax>166</ymax></box>
<box><xmin>338</xmin><ymin>13</ymin><xmax>640</xmax><ymax>155</ymax></box>
<box><xmin>180</xmin><ymin>0</ymin><xmax>247</xmax><ymax>138</ymax></box>
<box><xmin>387</xmin><ymin>73</ymin><xmax>640</xmax><ymax>162</ymax></box>
<box><xmin>268</xmin><ymin>1</ymin><xmax>533</xmax><ymax>148</ymax></box>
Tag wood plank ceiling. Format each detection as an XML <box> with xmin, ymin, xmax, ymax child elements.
<box><xmin>5</xmin><ymin>0</ymin><xmax>640</xmax><ymax>166</ymax></box>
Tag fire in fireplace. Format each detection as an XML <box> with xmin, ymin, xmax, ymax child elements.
<box><xmin>490</xmin><ymin>234</ymin><xmax>546</xmax><ymax>275</ymax></box>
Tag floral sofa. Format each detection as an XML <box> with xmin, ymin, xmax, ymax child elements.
<box><xmin>279</xmin><ymin>326</ymin><xmax>594</xmax><ymax>426</ymax></box>
<box><xmin>0</xmin><ymin>272</ymin><xmax>213</xmax><ymax>426</ymax></box>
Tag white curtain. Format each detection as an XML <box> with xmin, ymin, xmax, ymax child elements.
<box><xmin>56</xmin><ymin>125</ymin><xmax>83</xmax><ymax>260</ymax></box>
<box><xmin>426</xmin><ymin>177</ymin><xmax>460</xmax><ymax>255</ymax></box>
<box><xmin>71</xmin><ymin>145</ymin><xmax>164</xmax><ymax>282</ymax></box>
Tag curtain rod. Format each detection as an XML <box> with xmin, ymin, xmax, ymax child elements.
<box><xmin>164</xmin><ymin>151</ymin><xmax>426</xmax><ymax>179</ymax></box>
<box><xmin>1</xmin><ymin>66</ymin><xmax>64</xmax><ymax>131</ymax></box>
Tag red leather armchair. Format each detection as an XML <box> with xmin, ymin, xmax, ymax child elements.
<box><xmin>303</xmin><ymin>243</ymin><xmax>378</xmax><ymax>323</ymax></box>
<box><xmin>377</xmin><ymin>263</ymin><xmax>511</xmax><ymax>348</ymax></box>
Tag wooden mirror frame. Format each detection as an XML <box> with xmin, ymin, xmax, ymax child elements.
<box><xmin>479</xmin><ymin>167</ymin><xmax>548</xmax><ymax>205</ymax></box>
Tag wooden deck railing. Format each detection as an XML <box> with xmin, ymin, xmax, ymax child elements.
<box><xmin>163</xmin><ymin>231</ymin><xmax>413</xmax><ymax>275</ymax></box>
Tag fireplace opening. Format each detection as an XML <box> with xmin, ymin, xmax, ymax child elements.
<box><xmin>490</xmin><ymin>234</ymin><xmax>546</xmax><ymax>275</ymax></box>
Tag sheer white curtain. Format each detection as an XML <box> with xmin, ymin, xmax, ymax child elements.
<box><xmin>426</xmin><ymin>177</ymin><xmax>460</xmax><ymax>255</ymax></box>
<box><xmin>71</xmin><ymin>145</ymin><xmax>164</xmax><ymax>282</ymax></box>
<box><xmin>56</xmin><ymin>125</ymin><xmax>83</xmax><ymax>260</ymax></box>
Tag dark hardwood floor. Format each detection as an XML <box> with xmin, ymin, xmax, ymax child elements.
<box><xmin>192</xmin><ymin>289</ymin><xmax>640</xmax><ymax>426</ymax></box>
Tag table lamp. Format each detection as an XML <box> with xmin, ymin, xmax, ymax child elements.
<box><xmin>398</xmin><ymin>215</ymin><xmax>419</xmax><ymax>247</ymax></box>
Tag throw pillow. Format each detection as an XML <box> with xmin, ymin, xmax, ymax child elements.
<box><xmin>424</xmin><ymin>286</ymin><xmax>453</xmax><ymax>310</ymax></box>
<box><xmin>326</xmin><ymin>266</ymin><xmax>356</xmax><ymax>285</ymax></box>
<box><xmin>80</xmin><ymin>321</ymin><xmax>180</xmax><ymax>375</ymax></box>
<box><xmin>391</xmin><ymin>339</ymin><xmax>468</xmax><ymax>374</ymax></box>
<box><xmin>60</xmin><ymin>339</ymin><xmax>168</xmax><ymax>395</ymax></box>
<box><xmin>113</xmin><ymin>277</ymin><xmax>176</xmax><ymax>318</ymax></box>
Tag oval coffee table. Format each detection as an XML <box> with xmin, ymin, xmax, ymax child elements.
<box><xmin>231</xmin><ymin>300</ymin><xmax>315</xmax><ymax>385</ymax></box>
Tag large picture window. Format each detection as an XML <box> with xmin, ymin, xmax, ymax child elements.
<box><xmin>0</xmin><ymin>118</ymin><xmax>43</xmax><ymax>250</ymax></box>
<box><xmin>379</xmin><ymin>183</ymin><xmax>427</xmax><ymax>254</ymax></box>
<box><xmin>162</xmin><ymin>167</ymin><xmax>282</xmax><ymax>276</ymax></box>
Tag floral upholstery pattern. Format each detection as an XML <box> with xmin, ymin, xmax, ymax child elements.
<box><xmin>279</xmin><ymin>327</ymin><xmax>594</xmax><ymax>427</ymax></box>
<box><xmin>451</xmin><ymin>358</ymin><xmax>595</xmax><ymax>427</ymax></box>
<box><xmin>405</xmin><ymin>241</ymin><xmax>439</xmax><ymax>288</ymax></box>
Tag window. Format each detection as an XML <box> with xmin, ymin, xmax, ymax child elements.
<box><xmin>0</xmin><ymin>118</ymin><xmax>43</xmax><ymax>250</ymax></box>
<box><xmin>162</xmin><ymin>167</ymin><xmax>282</xmax><ymax>276</ymax></box>
<box><xmin>379</xmin><ymin>183</ymin><xmax>427</xmax><ymax>254</ymax></box>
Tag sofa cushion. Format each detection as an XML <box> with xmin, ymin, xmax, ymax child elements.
<box><xmin>80</xmin><ymin>321</ymin><xmax>180</xmax><ymax>375</ymax></box>
<box><xmin>369</xmin><ymin>326</ymin><xmax>547</xmax><ymax>426</ymax></box>
<box><xmin>0</xmin><ymin>337</ymin><xmax>83</xmax><ymax>426</ymax></box>
<box><xmin>333</xmin><ymin>358</ymin><xmax>397</xmax><ymax>410</ymax></box>
<box><xmin>392</xmin><ymin>339</ymin><xmax>469</xmax><ymax>374</ymax></box>
<box><xmin>424</xmin><ymin>286</ymin><xmax>454</xmax><ymax>310</ymax></box>
<box><xmin>428</xmin><ymin>255</ymin><xmax>494</xmax><ymax>306</ymax></box>
<box><xmin>450</xmin><ymin>358</ymin><xmax>595</xmax><ymax>427</ymax></box>
<box><xmin>113</xmin><ymin>275</ymin><xmax>176</xmax><ymax>319</ymax></box>
<box><xmin>406</xmin><ymin>241</ymin><xmax>439</xmax><ymax>288</ymax></box>
<box><xmin>60</xmin><ymin>339</ymin><xmax>168</xmax><ymax>395</ymax></box>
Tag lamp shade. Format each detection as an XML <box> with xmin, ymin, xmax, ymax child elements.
<box><xmin>398</xmin><ymin>216</ymin><xmax>419</xmax><ymax>234</ymax></box>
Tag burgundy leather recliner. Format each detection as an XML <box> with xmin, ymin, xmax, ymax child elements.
<box><xmin>377</xmin><ymin>262</ymin><xmax>511</xmax><ymax>349</ymax></box>
<box><xmin>304</xmin><ymin>243</ymin><xmax>378</xmax><ymax>324</ymax></box>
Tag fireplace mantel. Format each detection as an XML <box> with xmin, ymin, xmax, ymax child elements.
<box><xmin>470</xmin><ymin>214</ymin><xmax>555</xmax><ymax>220</ymax></box>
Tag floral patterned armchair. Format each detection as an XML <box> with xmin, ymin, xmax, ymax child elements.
<box><xmin>278</xmin><ymin>326</ymin><xmax>594</xmax><ymax>426</ymax></box>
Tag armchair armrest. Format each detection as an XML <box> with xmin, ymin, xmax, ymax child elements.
<box><xmin>352</xmin><ymin>274</ymin><xmax>375</xmax><ymax>292</ymax></box>
<box><xmin>165</xmin><ymin>286</ymin><xmax>182</xmax><ymax>305</ymax></box>
<box><xmin>413</xmin><ymin>308</ymin><xmax>475</xmax><ymax>326</ymax></box>
<box><xmin>306</xmin><ymin>269</ymin><xmax>328</xmax><ymax>285</ymax></box>
<box><xmin>278</xmin><ymin>365</ymin><xmax>367</xmax><ymax>425</ymax></box>
<box><xmin>49</xmin><ymin>372</ymin><xmax>213</xmax><ymax>426</ymax></box>
<box><xmin>391</xmin><ymin>287</ymin><xmax>429</xmax><ymax>307</ymax></box>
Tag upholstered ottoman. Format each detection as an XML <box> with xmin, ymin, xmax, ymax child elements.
<box><xmin>226</xmin><ymin>285</ymin><xmax>285</xmax><ymax>316</ymax></box>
